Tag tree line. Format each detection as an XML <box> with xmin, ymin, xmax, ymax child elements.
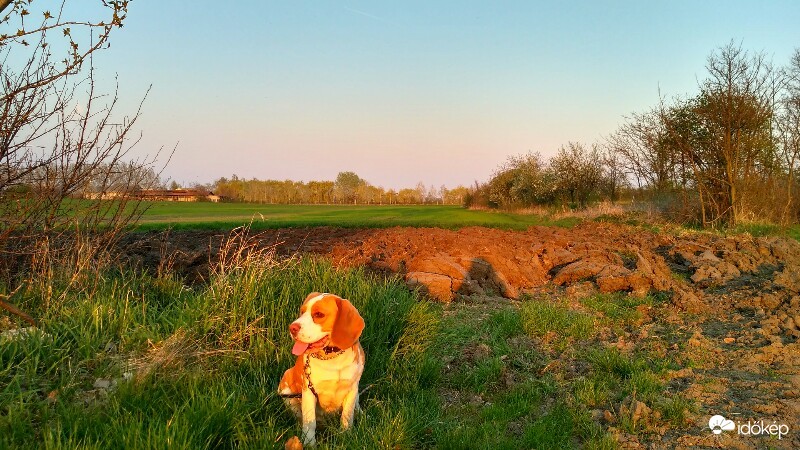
<box><xmin>212</xmin><ymin>171</ymin><xmax>470</xmax><ymax>205</ymax></box>
<box><xmin>470</xmin><ymin>42</ymin><xmax>800</xmax><ymax>228</ymax></box>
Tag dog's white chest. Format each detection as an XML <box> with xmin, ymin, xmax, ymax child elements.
<box><xmin>306</xmin><ymin>349</ymin><xmax>364</xmax><ymax>412</ymax></box>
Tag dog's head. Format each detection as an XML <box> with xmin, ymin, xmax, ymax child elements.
<box><xmin>288</xmin><ymin>292</ymin><xmax>365</xmax><ymax>355</ymax></box>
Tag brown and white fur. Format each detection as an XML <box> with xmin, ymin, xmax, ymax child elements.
<box><xmin>278</xmin><ymin>292</ymin><xmax>365</xmax><ymax>446</ymax></box>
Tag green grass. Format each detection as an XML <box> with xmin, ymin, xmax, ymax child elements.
<box><xmin>65</xmin><ymin>198</ymin><xmax>800</xmax><ymax>241</ymax></box>
<box><xmin>581</xmin><ymin>293</ymin><xmax>648</xmax><ymax>322</ymax></box>
<box><xmin>1</xmin><ymin>256</ymin><xmax>439</xmax><ymax>449</ymax></box>
<box><xmin>132</xmin><ymin>203</ymin><xmax>579</xmax><ymax>231</ymax></box>
<box><xmin>579</xmin><ymin>292</ymin><xmax>663</xmax><ymax>335</ymax></box>
<box><xmin>729</xmin><ymin>222</ymin><xmax>800</xmax><ymax>241</ymax></box>
<box><xmin>430</xmin><ymin>300</ymin><xmax>616</xmax><ymax>449</ymax></box>
<box><xmin>582</xmin><ymin>347</ymin><xmax>671</xmax><ymax>433</ymax></box>
<box><xmin>432</xmin><ymin>302</ymin><xmax>570</xmax><ymax>449</ymax></box>
<box><xmin>0</xmin><ymin>232</ymin><xmax>708</xmax><ymax>450</ymax></box>
<box><xmin>520</xmin><ymin>298</ymin><xmax>596</xmax><ymax>343</ymax></box>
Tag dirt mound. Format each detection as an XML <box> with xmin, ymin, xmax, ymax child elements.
<box><xmin>118</xmin><ymin>222</ymin><xmax>800</xmax><ymax>318</ymax></box>
<box><xmin>320</xmin><ymin>224</ymin><xmax>682</xmax><ymax>303</ymax></box>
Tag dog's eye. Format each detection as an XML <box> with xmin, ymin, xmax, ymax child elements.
<box><xmin>312</xmin><ymin>312</ymin><xmax>324</xmax><ymax>319</ymax></box>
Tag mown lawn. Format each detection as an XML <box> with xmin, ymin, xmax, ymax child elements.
<box><xmin>133</xmin><ymin>203</ymin><xmax>579</xmax><ymax>231</ymax></box>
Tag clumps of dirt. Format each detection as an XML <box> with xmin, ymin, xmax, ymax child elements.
<box><xmin>321</xmin><ymin>223</ymin><xmax>685</xmax><ymax>304</ymax></box>
<box><xmin>117</xmin><ymin>222</ymin><xmax>800</xmax><ymax>317</ymax></box>
<box><xmin>324</xmin><ymin>224</ymin><xmax>796</xmax><ymax>316</ymax></box>
<box><xmin>662</xmin><ymin>232</ymin><xmax>800</xmax><ymax>339</ymax></box>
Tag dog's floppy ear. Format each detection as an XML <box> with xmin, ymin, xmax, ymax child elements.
<box><xmin>330</xmin><ymin>297</ymin><xmax>364</xmax><ymax>349</ymax></box>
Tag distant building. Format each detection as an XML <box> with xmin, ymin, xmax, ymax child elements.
<box><xmin>83</xmin><ymin>191</ymin><xmax>125</xmax><ymax>200</ymax></box>
<box><xmin>132</xmin><ymin>189</ymin><xmax>221</xmax><ymax>202</ymax></box>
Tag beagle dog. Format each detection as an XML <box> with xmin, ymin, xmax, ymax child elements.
<box><xmin>278</xmin><ymin>292</ymin><xmax>366</xmax><ymax>446</ymax></box>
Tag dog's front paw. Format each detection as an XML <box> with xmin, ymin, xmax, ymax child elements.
<box><xmin>301</xmin><ymin>434</ymin><xmax>316</xmax><ymax>447</ymax></box>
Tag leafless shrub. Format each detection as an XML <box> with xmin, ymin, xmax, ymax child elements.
<box><xmin>609</xmin><ymin>43</ymin><xmax>800</xmax><ymax>228</ymax></box>
<box><xmin>1</xmin><ymin>1</ymin><xmax>164</xmax><ymax>310</ymax></box>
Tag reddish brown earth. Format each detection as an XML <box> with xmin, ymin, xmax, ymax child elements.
<box><xmin>118</xmin><ymin>222</ymin><xmax>798</xmax><ymax>310</ymax></box>
<box><xmin>118</xmin><ymin>222</ymin><xmax>800</xmax><ymax>448</ymax></box>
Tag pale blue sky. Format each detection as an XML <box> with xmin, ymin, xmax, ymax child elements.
<box><xmin>63</xmin><ymin>1</ymin><xmax>800</xmax><ymax>188</ymax></box>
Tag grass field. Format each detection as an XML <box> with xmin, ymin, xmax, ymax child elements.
<box><xmin>133</xmin><ymin>203</ymin><xmax>579</xmax><ymax>231</ymax></box>
<box><xmin>132</xmin><ymin>202</ymin><xmax>800</xmax><ymax>242</ymax></box>
<box><xmin>430</xmin><ymin>293</ymin><xmax>699</xmax><ymax>449</ymax></box>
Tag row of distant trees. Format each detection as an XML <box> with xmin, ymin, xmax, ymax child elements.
<box><xmin>213</xmin><ymin>171</ymin><xmax>470</xmax><ymax>205</ymax></box>
<box><xmin>470</xmin><ymin>43</ymin><xmax>800</xmax><ymax>228</ymax></box>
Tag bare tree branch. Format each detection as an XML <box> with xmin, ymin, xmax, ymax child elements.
<box><xmin>1</xmin><ymin>1</ymin><xmax>161</xmax><ymax>293</ymax></box>
<box><xmin>0</xmin><ymin>0</ymin><xmax>12</xmax><ymax>16</ymax></box>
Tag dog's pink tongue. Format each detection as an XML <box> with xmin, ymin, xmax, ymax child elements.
<box><xmin>292</xmin><ymin>341</ymin><xmax>309</xmax><ymax>356</ymax></box>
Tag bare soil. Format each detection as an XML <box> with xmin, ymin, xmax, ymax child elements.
<box><xmin>118</xmin><ymin>222</ymin><xmax>800</xmax><ymax>448</ymax></box>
